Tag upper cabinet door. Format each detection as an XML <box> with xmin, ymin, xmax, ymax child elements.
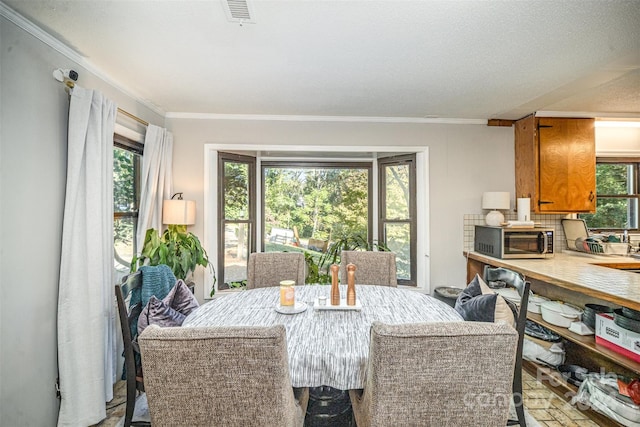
<box><xmin>515</xmin><ymin>116</ymin><xmax>595</xmax><ymax>213</ymax></box>
<box><xmin>538</xmin><ymin>118</ymin><xmax>595</xmax><ymax>213</ymax></box>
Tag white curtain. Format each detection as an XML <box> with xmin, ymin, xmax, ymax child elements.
<box><xmin>136</xmin><ymin>124</ymin><xmax>173</xmax><ymax>251</ymax></box>
<box><xmin>57</xmin><ymin>87</ymin><xmax>117</xmax><ymax>426</ymax></box>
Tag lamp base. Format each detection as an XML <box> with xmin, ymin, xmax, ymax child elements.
<box><xmin>485</xmin><ymin>210</ymin><xmax>505</xmax><ymax>227</ymax></box>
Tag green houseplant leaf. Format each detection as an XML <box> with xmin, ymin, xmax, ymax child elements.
<box><xmin>305</xmin><ymin>234</ymin><xmax>389</xmax><ymax>284</ymax></box>
<box><xmin>131</xmin><ymin>225</ymin><xmax>216</xmax><ymax>293</ymax></box>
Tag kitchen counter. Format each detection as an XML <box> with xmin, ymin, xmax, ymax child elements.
<box><xmin>467</xmin><ymin>250</ymin><xmax>640</xmax><ymax>426</ymax></box>
<box><xmin>465</xmin><ymin>251</ymin><xmax>640</xmax><ymax>311</ymax></box>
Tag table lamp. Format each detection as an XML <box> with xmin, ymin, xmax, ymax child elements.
<box><xmin>163</xmin><ymin>192</ymin><xmax>196</xmax><ymax>231</ymax></box>
<box><xmin>482</xmin><ymin>192</ymin><xmax>510</xmax><ymax>226</ymax></box>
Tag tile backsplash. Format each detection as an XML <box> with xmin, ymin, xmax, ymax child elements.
<box><xmin>463</xmin><ymin>213</ymin><xmax>569</xmax><ymax>252</ymax></box>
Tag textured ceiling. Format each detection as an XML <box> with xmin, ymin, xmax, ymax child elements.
<box><xmin>3</xmin><ymin>0</ymin><xmax>640</xmax><ymax>120</ymax></box>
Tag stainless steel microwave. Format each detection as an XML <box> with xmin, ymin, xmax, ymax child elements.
<box><xmin>474</xmin><ymin>225</ymin><xmax>554</xmax><ymax>259</ymax></box>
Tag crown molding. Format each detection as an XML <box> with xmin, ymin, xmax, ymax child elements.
<box><xmin>0</xmin><ymin>1</ymin><xmax>165</xmax><ymax>117</ymax></box>
<box><xmin>1</xmin><ymin>2</ymin><xmax>496</xmax><ymax>126</ymax></box>
<box><xmin>0</xmin><ymin>2</ymin><xmax>80</xmax><ymax>60</ymax></box>
<box><xmin>165</xmin><ymin>112</ymin><xmax>488</xmax><ymax>125</ymax></box>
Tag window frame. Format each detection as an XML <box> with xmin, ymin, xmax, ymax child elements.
<box><xmin>378</xmin><ymin>154</ymin><xmax>417</xmax><ymax>286</ymax></box>
<box><xmin>113</xmin><ymin>133</ymin><xmax>143</xmax><ymax>271</ymax></box>
<box><xmin>204</xmin><ymin>144</ymin><xmax>429</xmax><ymax>298</ymax></box>
<box><xmin>581</xmin><ymin>157</ymin><xmax>640</xmax><ymax>231</ymax></box>
<box><xmin>217</xmin><ymin>152</ymin><xmax>257</xmax><ymax>290</ymax></box>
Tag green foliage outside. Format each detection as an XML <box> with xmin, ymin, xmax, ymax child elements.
<box><xmin>221</xmin><ymin>161</ymin><xmax>413</xmax><ymax>288</ymax></box>
<box><xmin>113</xmin><ymin>147</ymin><xmax>138</xmax><ymax>263</ymax></box>
<box><xmin>263</xmin><ymin>167</ymin><xmax>369</xmax><ymax>241</ymax></box>
<box><xmin>305</xmin><ymin>235</ymin><xmax>390</xmax><ymax>284</ymax></box>
<box><xmin>262</xmin><ymin>166</ymin><xmax>373</xmax><ymax>284</ymax></box>
<box><xmin>580</xmin><ymin>164</ymin><xmax>635</xmax><ymax>229</ymax></box>
<box><xmin>224</xmin><ymin>162</ymin><xmax>250</xmax><ymax>221</ymax></box>
<box><xmin>382</xmin><ymin>164</ymin><xmax>411</xmax><ymax>279</ymax></box>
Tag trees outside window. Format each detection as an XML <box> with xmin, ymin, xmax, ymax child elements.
<box><xmin>379</xmin><ymin>155</ymin><xmax>416</xmax><ymax>286</ymax></box>
<box><xmin>262</xmin><ymin>163</ymin><xmax>372</xmax><ymax>283</ymax></box>
<box><xmin>580</xmin><ymin>159</ymin><xmax>639</xmax><ymax>230</ymax></box>
<box><xmin>113</xmin><ymin>135</ymin><xmax>142</xmax><ymax>273</ymax></box>
<box><xmin>218</xmin><ymin>153</ymin><xmax>256</xmax><ymax>290</ymax></box>
<box><xmin>263</xmin><ymin>163</ymin><xmax>370</xmax><ymax>246</ymax></box>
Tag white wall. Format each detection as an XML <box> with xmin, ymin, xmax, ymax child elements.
<box><xmin>166</xmin><ymin>118</ymin><xmax>515</xmax><ymax>299</ymax></box>
<box><xmin>596</xmin><ymin>126</ymin><xmax>640</xmax><ymax>156</ymax></box>
<box><xmin>0</xmin><ymin>16</ymin><xmax>163</xmax><ymax>426</ymax></box>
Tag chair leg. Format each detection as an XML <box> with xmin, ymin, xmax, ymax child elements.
<box><xmin>124</xmin><ymin>379</ymin><xmax>136</xmax><ymax>427</ymax></box>
<box><xmin>507</xmin><ymin>368</ymin><xmax>526</xmax><ymax>427</ymax></box>
<box><xmin>514</xmin><ymin>402</ymin><xmax>526</xmax><ymax>427</ymax></box>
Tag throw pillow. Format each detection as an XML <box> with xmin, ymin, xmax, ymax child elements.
<box><xmin>136</xmin><ymin>280</ymin><xmax>199</xmax><ymax>335</ymax></box>
<box><xmin>138</xmin><ymin>296</ymin><xmax>186</xmax><ymax>335</ymax></box>
<box><xmin>478</xmin><ymin>275</ymin><xmax>516</xmax><ymax>326</ymax></box>
<box><xmin>170</xmin><ymin>280</ymin><xmax>199</xmax><ymax>316</ymax></box>
<box><xmin>454</xmin><ymin>273</ymin><xmax>516</xmax><ymax>326</ymax></box>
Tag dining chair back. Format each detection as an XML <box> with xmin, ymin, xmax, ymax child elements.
<box><xmin>138</xmin><ymin>324</ymin><xmax>309</xmax><ymax>427</ymax></box>
<box><xmin>339</xmin><ymin>251</ymin><xmax>397</xmax><ymax>286</ymax></box>
<box><xmin>115</xmin><ymin>271</ymin><xmax>150</xmax><ymax>427</ymax></box>
<box><xmin>247</xmin><ymin>252</ymin><xmax>306</xmax><ymax>289</ymax></box>
<box><xmin>349</xmin><ymin>321</ymin><xmax>518</xmax><ymax>427</ymax></box>
<box><xmin>484</xmin><ymin>265</ymin><xmax>531</xmax><ymax>427</ymax></box>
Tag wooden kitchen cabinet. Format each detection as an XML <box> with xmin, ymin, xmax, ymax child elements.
<box><xmin>515</xmin><ymin>115</ymin><xmax>596</xmax><ymax>213</ymax></box>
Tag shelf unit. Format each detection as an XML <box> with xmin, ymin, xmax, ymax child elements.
<box><xmin>465</xmin><ymin>252</ymin><xmax>640</xmax><ymax>426</ymax></box>
<box><xmin>528</xmin><ymin>313</ymin><xmax>640</xmax><ymax>375</ymax></box>
<box><xmin>526</xmin><ymin>314</ymin><xmax>639</xmax><ymax>426</ymax></box>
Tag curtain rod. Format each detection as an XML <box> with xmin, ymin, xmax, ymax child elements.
<box><xmin>53</xmin><ymin>69</ymin><xmax>150</xmax><ymax>127</ymax></box>
<box><xmin>117</xmin><ymin>108</ymin><xmax>149</xmax><ymax>127</ymax></box>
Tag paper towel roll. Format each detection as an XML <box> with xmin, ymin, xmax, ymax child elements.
<box><xmin>517</xmin><ymin>198</ymin><xmax>531</xmax><ymax>222</ymax></box>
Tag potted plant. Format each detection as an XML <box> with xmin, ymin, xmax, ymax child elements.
<box><xmin>130</xmin><ymin>225</ymin><xmax>215</xmax><ymax>291</ymax></box>
<box><xmin>305</xmin><ymin>234</ymin><xmax>389</xmax><ymax>284</ymax></box>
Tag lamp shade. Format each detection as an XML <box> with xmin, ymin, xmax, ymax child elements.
<box><xmin>162</xmin><ymin>199</ymin><xmax>196</xmax><ymax>225</ymax></box>
<box><xmin>481</xmin><ymin>192</ymin><xmax>510</xmax><ymax>210</ymax></box>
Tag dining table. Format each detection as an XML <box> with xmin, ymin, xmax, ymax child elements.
<box><xmin>182</xmin><ymin>284</ymin><xmax>463</xmax><ymax>390</ymax></box>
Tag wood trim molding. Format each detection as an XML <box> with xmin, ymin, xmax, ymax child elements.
<box><xmin>487</xmin><ymin>119</ymin><xmax>515</xmax><ymax>127</ymax></box>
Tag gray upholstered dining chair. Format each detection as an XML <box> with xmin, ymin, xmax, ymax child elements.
<box><xmin>349</xmin><ymin>321</ymin><xmax>518</xmax><ymax>427</ymax></box>
<box><xmin>246</xmin><ymin>252</ymin><xmax>306</xmax><ymax>289</ymax></box>
<box><xmin>339</xmin><ymin>250</ymin><xmax>397</xmax><ymax>286</ymax></box>
<box><xmin>138</xmin><ymin>324</ymin><xmax>309</xmax><ymax>427</ymax></box>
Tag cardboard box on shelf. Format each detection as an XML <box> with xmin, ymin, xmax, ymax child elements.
<box><xmin>595</xmin><ymin>313</ymin><xmax>640</xmax><ymax>363</ymax></box>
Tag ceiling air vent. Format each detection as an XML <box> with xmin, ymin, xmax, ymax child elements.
<box><xmin>222</xmin><ymin>0</ymin><xmax>255</xmax><ymax>24</ymax></box>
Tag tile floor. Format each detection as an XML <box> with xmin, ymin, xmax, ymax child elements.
<box><xmin>94</xmin><ymin>370</ymin><xmax>602</xmax><ymax>426</ymax></box>
<box><xmin>92</xmin><ymin>380</ymin><xmax>126</xmax><ymax>427</ymax></box>
<box><xmin>521</xmin><ymin>370</ymin><xmax>600</xmax><ymax>427</ymax></box>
